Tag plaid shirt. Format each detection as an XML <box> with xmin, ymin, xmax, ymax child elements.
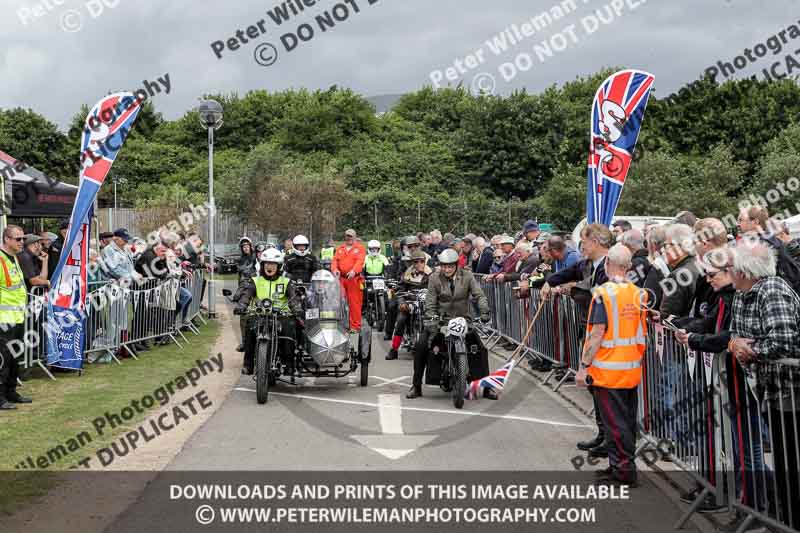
<box><xmin>731</xmin><ymin>276</ymin><xmax>800</xmax><ymax>409</ymax></box>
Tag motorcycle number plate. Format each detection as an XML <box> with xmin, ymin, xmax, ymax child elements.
<box><xmin>372</xmin><ymin>279</ymin><xmax>385</xmax><ymax>290</ymax></box>
<box><xmin>305</xmin><ymin>308</ymin><xmax>319</xmax><ymax>320</ymax></box>
<box><xmin>447</xmin><ymin>317</ymin><xmax>468</xmax><ymax>336</ymax></box>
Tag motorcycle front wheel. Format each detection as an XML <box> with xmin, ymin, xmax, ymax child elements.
<box><xmin>451</xmin><ymin>352</ymin><xmax>467</xmax><ymax>409</ymax></box>
<box><xmin>256</xmin><ymin>339</ymin><xmax>271</xmax><ymax>404</ymax></box>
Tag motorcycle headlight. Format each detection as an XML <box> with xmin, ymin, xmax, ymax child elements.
<box><xmin>260</xmin><ymin>299</ymin><xmax>273</xmax><ymax>311</ymax></box>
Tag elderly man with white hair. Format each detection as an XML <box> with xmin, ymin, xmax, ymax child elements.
<box><xmin>727</xmin><ymin>242</ymin><xmax>800</xmax><ymax>532</ymax></box>
<box><xmin>659</xmin><ymin>224</ymin><xmax>703</xmax><ymax>319</ymax></box>
<box><xmin>620</xmin><ymin>229</ymin><xmax>649</xmax><ymax>287</ymax></box>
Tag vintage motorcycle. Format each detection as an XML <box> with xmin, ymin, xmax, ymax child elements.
<box><xmin>392</xmin><ymin>286</ymin><xmax>427</xmax><ymax>352</ymax></box>
<box><xmin>224</xmin><ymin>270</ymin><xmax>371</xmax><ymax>404</ymax></box>
<box><xmin>425</xmin><ymin>315</ymin><xmax>476</xmax><ymax>409</ymax></box>
<box><xmin>363</xmin><ymin>275</ymin><xmax>388</xmax><ymax>332</ymax></box>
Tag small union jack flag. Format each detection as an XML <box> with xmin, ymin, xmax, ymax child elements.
<box><xmin>465</xmin><ymin>358</ymin><xmax>517</xmax><ymax>400</ymax></box>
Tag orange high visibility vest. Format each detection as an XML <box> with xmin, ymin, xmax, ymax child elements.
<box><xmin>586</xmin><ymin>282</ymin><xmax>647</xmax><ymax>389</ymax></box>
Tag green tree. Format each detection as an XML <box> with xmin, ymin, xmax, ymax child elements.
<box><xmin>0</xmin><ymin>108</ymin><xmax>74</xmax><ymax>180</ymax></box>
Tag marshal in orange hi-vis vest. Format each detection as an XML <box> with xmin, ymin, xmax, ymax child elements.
<box><xmin>586</xmin><ymin>282</ymin><xmax>648</xmax><ymax>389</ymax></box>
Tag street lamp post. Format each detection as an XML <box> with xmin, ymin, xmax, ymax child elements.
<box><xmin>198</xmin><ymin>99</ymin><xmax>223</xmax><ymax>319</ymax></box>
<box><xmin>110</xmin><ymin>175</ymin><xmax>127</xmax><ymax>230</ymax></box>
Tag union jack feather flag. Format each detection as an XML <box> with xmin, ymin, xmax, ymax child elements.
<box><xmin>466</xmin><ymin>358</ymin><xmax>517</xmax><ymax>400</ymax></box>
<box><xmin>586</xmin><ymin>69</ymin><xmax>655</xmax><ymax>226</ymax></box>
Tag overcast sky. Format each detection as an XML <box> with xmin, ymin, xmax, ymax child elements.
<box><xmin>1</xmin><ymin>0</ymin><xmax>797</xmax><ymax>130</ymax></box>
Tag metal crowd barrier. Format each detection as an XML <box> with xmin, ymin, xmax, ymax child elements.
<box><xmin>479</xmin><ymin>278</ymin><xmax>800</xmax><ymax>533</ymax></box>
<box><xmin>21</xmin><ymin>269</ymin><xmax>208</xmax><ymax>379</ymax></box>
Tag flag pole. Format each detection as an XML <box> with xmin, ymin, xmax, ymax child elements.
<box><xmin>506</xmin><ymin>296</ymin><xmax>547</xmax><ymax>364</ymax></box>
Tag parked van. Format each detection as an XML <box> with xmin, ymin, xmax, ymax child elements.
<box><xmin>571</xmin><ymin>216</ymin><xmax>673</xmax><ymax>245</ymax></box>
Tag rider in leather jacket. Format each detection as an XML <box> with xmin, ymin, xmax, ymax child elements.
<box><xmin>283</xmin><ymin>235</ymin><xmax>320</xmax><ymax>283</ymax></box>
<box><xmin>236</xmin><ymin>237</ymin><xmax>257</xmax><ymax>352</ymax></box>
<box><xmin>385</xmin><ymin>250</ymin><xmax>432</xmax><ymax>360</ymax></box>
<box><xmin>406</xmin><ymin>248</ymin><xmax>495</xmax><ymax>400</ymax></box>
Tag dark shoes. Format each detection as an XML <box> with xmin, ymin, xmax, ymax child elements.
<box><xmin>8</xmin><ymin>392</ymin><xmax>32</xmax><ymax>404</ymax></box>
<box><xmin>595</xmin><ymin>472</ymin><xmax>638</xmax><ymax>488</ymax></box>
<box><xmin>236</xmin><ymin>343</ymin><xmax>245</xmax><ymax>352</ymax></box>
<box><xmin>588</xmin><ymin>445</ymin><xmax>608</xmax><ymax>459</ymax></box>
<box><xmin>406</xmin><ymin>386</ymin><xmax>422</xmax><ymax>399</ymax></box>
<box><xmin>386</xmin><ymin>349</ymin><xmax>398</xmax><ymax>360</ymax></box>
<box><xmin>577</xmin><ymin>434</ymin><xmax>605</xmax><ymax>451</ymax></box>
<box><xmin>680</xmin><ymin>486</ymin><xmax>726</xmax><ymax>513</ymax></box>
<box><xmin>134</xmin><ymin>342</ymin><xmax>150</xmax><ymax>352</ymax></box>
<box><xmin>241</xmin><ymin>367</ymin><xmax>254</xmax><ymax>376</ymax></box>
<box><xmin>0</xmin><ymin>399</ymin><xmax>17</xmax><ymax>410</ymax></box>
<box><xmin>528</xmin><ymin>358</ymin><xmax>552</xmax><ymax>372</ymax></box>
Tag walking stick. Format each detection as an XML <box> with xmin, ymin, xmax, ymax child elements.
<box><xmin>507</xmin><ymin>296</ymin><xmax>547</xmax><ymax>364</ymax></box>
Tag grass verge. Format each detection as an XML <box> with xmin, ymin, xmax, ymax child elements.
<box><xmin>0</xmin><ymin>320</ymin><xmax>220</xmax><ymax>515</ymax></box>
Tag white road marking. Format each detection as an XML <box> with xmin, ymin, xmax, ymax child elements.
<box><xmin>370</xmin><ymin>375</ymin><xmax>412</xmax><ymax>388</ymax></box>
<box><xmin>233</xmin><ymin>387</ymin><xmax>592</xmax><ymax>428</ymax></box>
<box><xmin>378</xmin><ymin>394</ymin><xmax>403</xmax><ymax>435</ymax></box>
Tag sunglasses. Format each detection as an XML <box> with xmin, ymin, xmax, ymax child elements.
<box><xmin>706</xmin><ymin>268</ymin><xmax>728</xmax><ymax>279</ymax></box>
<box><xmin>7</xmin><ymin>237</ymin><xmax>24</xmax><ymax>242</ymax></box>
<box><xmin>413</xmin><ymin>259</ymin><xmax>425</xmax><ymax>263</ymax></box>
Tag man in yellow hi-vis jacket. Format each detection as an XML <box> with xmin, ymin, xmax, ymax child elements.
<box><xmin>576</xmin><ymin>243</ymin><xmax>647</xmax><ymax>486</ymax></box>
<box><xmin>0</xmin><ymin>225</ymin><xmax>31</xmax><ymax>410</ymax></box>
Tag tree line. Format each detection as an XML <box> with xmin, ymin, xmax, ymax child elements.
<box><xmin>2</xmin><ymin>68</ymin><xmax>800</xmax><ymax>240</ymax></box>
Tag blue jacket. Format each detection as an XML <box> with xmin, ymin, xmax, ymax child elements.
<box><xmin>554</xmin><ymin>248</ymin><xmax>579</xmax><ymax>273</ymax></box>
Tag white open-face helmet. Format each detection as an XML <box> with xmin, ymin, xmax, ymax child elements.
<box><xmin>259</xmin><ymin>248</ymin><xmax>284</xmax><ymax>265</ymax></box>
<box><xmin>293</xmin><ymin>234</ymin><xmax>310</xmax><ymax>256</ymax></box>
<box><xmin>438</xmin><ymin>248</ymin><xmax>459</xmax><ymax>265</ymax></box>
<box><xmin>367</xmin><ymin>239</ymin><xmax>381</xmax><ymax>255</ymax></box>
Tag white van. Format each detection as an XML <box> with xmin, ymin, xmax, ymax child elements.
<box><xmin>571</xmin><ymin>216</ymin><xmax>673</xmax><ymax>245</ymax></box>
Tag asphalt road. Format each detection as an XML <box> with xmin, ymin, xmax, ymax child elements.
<box><xmin>102</xmin><ymin>289</ymin><xmax>701</xmax><ymax>533</ymax></box>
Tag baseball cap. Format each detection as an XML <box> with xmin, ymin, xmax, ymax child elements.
<box><xmin>113</xmin><ymin>228</ymin><xmax>132</xmax><ymax>242</ymax></box>
<box><xmin>24</xmin><ymin>234</ymin><xmax>42</xmax><ymax>246</ymax></box>
<box><xmin>344</xmin><ymin>229</ymin><xmax>357</xmax><ymax>237</ymax></box>
<box><xmin>523</xmin><ymin>220</ymin><xmax>540</xmax><ymax>233</ymax></box>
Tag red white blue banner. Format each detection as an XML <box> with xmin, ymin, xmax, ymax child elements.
<box><xmin>586</xmin><ymin>69</ymin><xmax>655</xmax><ymax>226</ymax></box>
<box><xmin>47</xmin><ymin>92</ymin><xmax>142</xmax><ymax>369</ymax></box>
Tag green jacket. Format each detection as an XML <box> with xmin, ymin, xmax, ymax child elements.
<box><xmin>364</xmin><ymin>254</ymin><xmax>389</xmax><ymax>275</ymax></box>
<box><xmin>425</xmin><ymin>268</ymin><xmax>488</xmax><ymax>320</ymax></box>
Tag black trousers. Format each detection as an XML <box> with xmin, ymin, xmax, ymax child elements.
<box><xmin>385</xmin><ymin>299</ymin><xmax>399</xmax><ymax>336</ymax></box>
<box><xmin>412</xmin><ymin>329</ymin><xmax>489</xmax><ymax>388</ymax></box>
<box><xmin>0</xmin><ymin>323</ymin><xmax>24</xmax><ymax>400</ymax></box>
<box><xmin>243</xmin><ymin>316</ymin><xmax>296</xmax><ymax>372</ymax></box>
<box><xmin>594</xmin><ymin>386</ymin><xmax>638</xmax><ymax>482</ymax></box>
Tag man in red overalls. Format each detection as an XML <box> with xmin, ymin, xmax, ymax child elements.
<box><xmin>332</xmin><ymin>229</ymin><xmax>366</xmax><ymax>332</ymax></box>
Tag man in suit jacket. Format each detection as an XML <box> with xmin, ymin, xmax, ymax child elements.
<box><xmin>540</xmin><ymin>223</ymin><xmax>614</xmax><ymax>460</ymax></box>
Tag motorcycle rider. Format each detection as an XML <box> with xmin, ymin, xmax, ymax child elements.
<box><xmin>320</xmin><ymin>238</ymin><xmax>335</xmax><ymax>270</ymax></box>
<box><xmin>283</xmin><ymin>234</ymin><xmax>320</xmax><ymax>283</ymax></box>
<box><xmin>404</xmin><ymin>235</ymin><xmax>432</xmax><ymax>267</ymax></box>
<box><xmin>386</xmin><ymin>250</ymin><xmax>432</xmax><ymax>360</ymax></box>
<box><xmin>364</xmin><ymin>240</ymin><xmax>389</xmax><ymax>276</ymax></box>
<box><xmin>235</xmin><ymin>237</ymin><xmax>258</xmax><ymax>351</ymax></box>
<box><xmin>234</xmin><ymin>249</ymin><xmax>299</xmax><ymax>375</ymax></box>
<box><xmin>407</xmin><ymin>249</ymin><xmax>496</xmax><ymax>400</ymax></box>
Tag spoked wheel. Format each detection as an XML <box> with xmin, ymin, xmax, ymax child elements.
<box><xmin>452</xmin><ymin>352</ymin><xmax>467</xmax><ymax>409</ymax></box>
<box><xmin>256</xmin><ymin>340</ymin><xmax>271</xmax><ymax>404</ymax></box>
<box><xmin>360</xmin><ymin>337</ymin><xmax>371</xmax><ymax>386</ymax></box>
<box><xmin>376</xmin><ymin>297</ymin><xmax>386</xmax><ymax>332</ymax></box>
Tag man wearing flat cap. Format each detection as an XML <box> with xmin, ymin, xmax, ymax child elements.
<box><xmin>17</xmin><ymin>234</ymin><xmax>50</xmax><ymax>290</ymax></box>
<box><xmin>99</xmin><ymin>231</ymin><xmax>114</xmax><ymax>250</ymax></box>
